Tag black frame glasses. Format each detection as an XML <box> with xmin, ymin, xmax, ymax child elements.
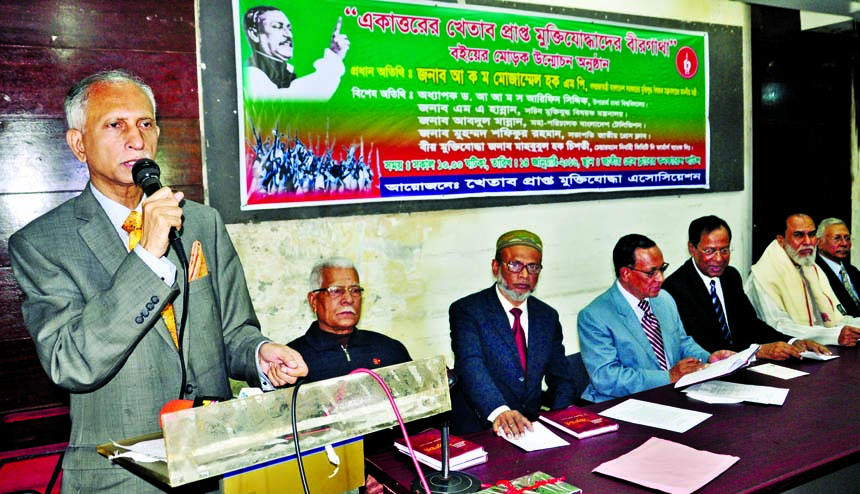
<box><xmin>627</xmin><ymin>263</ymin><xmax>669</xmax><ymax>278</ymax></box>
<box><xmin>502</xmin><ymin>260</ymin><xmax>543</xmax><ymax>275</ymax></box>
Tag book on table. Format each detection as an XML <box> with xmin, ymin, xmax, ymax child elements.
<box><xmin>393</xmin><ymin>428</ymin><xmax>487</xmax><ymax>471</ymax></box>
<box><xmin>476</xmin><ymin>471</ymin><xmax>581</xmax><ymax>494</ymax></box>
<box><xmin>539</xmin><ymin>405</ymin><xmax>619</xmax><ymax>439</ymax></box>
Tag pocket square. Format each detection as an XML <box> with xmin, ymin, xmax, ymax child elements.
<box><xmin>188</xmin><ymin>240</ymin><xmax>209</xmax><ymax>282</ymax></box>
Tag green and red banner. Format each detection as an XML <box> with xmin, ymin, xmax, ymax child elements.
<box><xmin>234</xmin><ymin>0</ymin><xmax>709</xmax><ymax>210</ymax></box>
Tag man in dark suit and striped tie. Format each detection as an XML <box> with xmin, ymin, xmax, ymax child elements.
<box><xmin>664</xmin><ymin>215</ymin><xmax>827</xmax><ymax>359</ymax></box>
<box><xmin>578</xmin><ymin>234</ymin><xmax>734</xmax><ymax>403</ymax></box>
<box><xmin>815</xmin><ymin>218</ymin><xmax>860</xmax><ymax>317</ymax></box>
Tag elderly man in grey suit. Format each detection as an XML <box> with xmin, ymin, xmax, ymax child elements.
<box><xmin>9</xmin><ymin>70</ymin><xmax>308</xmax><ymax>493</ymax></box>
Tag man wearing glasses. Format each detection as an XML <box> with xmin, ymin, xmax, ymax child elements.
<box><xmin>287</xmin><ymin>257</ymin><xmax>411</xmax><ymax>382</ymax></box>
<box><xmin>663</xmin><ymin>216</ymin><xmax>827</xmax><ymax>360</ymax></box>
<box><xmin>449</xmin><ymin>230</ymin><xmax>576</xmax><ymax>438</ymax></box>
<box><xmin>746</xmin><ymin>214</ymin><xmax>860</xmax><ymax>346</ymax></box>
<box><xmin>578</xmin><ymin>234</ymin><xmax>733</xmax><ymax>403</ymax></box>
<box><xmin>815</xmin><ymin>218</ymin><xmax>860</xmax><ymax>317</ymax></box>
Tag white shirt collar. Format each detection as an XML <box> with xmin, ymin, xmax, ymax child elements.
<box><xmin>692</xmin><ymin>260</ymin><xmax>722</xmax><ymax>291</ymax></box>
<box><xmin>616</xmin><ymin>279</ymin><xmax>648</xmax><ymax>317</ymax></box>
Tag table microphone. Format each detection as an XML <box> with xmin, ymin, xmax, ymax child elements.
<box><xmin>411</xmin><ymin>370</ymin><xmax>481</xmax><ymax>494</ymax></box>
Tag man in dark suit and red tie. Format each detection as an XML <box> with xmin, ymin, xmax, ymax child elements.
<box><xmin>663</xmin><ymin>215</ymin><xmax>827</xmax><ymax>359</ymax></box>
<box><xmin>449</xmin><ymin>230</ymin><xmax>575</xmax><ymax>438</ymax></box>
<box><xmin>815</xmin><ymin>217</ymin><xmax>860</xmax><ymax>317</ymax></box>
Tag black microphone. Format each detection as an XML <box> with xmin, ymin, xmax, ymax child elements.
<box><xmin>133</xmin><ymin>158</ymin><xmax>191</xmax><ymax>399</ymax></box>
<box><xmin>131</xmin><ymin>158</ymin><xmax>182</xmax><ymax>244</ymax></box>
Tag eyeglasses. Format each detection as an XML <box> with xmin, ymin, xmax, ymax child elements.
<box><xmin>312</xmin><ymin>285</ymin><xmax>364</xmax><ymax>298</ymax></box>
<box><xmin>502</xmin><ymin>260</ymin><xmax>543</xmax><ymax>275</ymax></box>
<box><xmin>697</xmin><ymin>247</ymin><xmax>731</xmax><ymax>257</ymax></box>
<box><xmin>627</xmin><ymin>263</ymin><xmax>669</xmax><ymax>278</ymax></box>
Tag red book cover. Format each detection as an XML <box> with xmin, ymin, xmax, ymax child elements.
<box><xmin>539</xmin><ymin>405</ymin><xmax>619</xmax><ymax>439</ymax></box>
<box><xmin>394</xmin><ymin>428</ymin><xmax>487</xmax><ymax>470</ymax></box>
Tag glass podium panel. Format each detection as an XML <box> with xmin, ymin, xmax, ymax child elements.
<box><xmin>100</xmin><ymin>356</ymin><xmax>451</xmax><ymax>487</ymax></box>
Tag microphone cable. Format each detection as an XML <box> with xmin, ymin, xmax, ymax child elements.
<box><xmin>290</xmin><ymin>378</ymin><xmax>311</xmax><ymax>494</ymax></box>
<box><xmin>290</xmin><ymin>369</ymin><xmax>432</xmax><ymax>493</ymax></box>
<box><xmin>176</xmin><ymin>245</ymin><xmax>190</xmax><ymax>400</ymax></box>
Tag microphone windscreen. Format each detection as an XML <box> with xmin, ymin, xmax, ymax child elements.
<box><xmin>159</xmin><ymin>399</ymin><xmax>194</xmax><ymax>428</ymax></box>
<box><xmin>132</xmin><ymin>159</ymin><xmax>162</xmax><ymax>196</ymax></box>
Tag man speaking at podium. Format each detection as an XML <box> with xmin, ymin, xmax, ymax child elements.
<box><xmin>9</xmin><ymin>70</ymin><xmax>308</xmax><ymax>493</ymax></box>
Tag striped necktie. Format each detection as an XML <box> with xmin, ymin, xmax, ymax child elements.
<box><xmin>840</xmin><ymin>266</ymin><xmax>860</xmax><ymax>309</ymax></box>
<box><xmin>122</xmin><ymin>211</ymin><xmax>179</xmax><ymax>348</ymax></box>
<box><xmin>710</xmin><ymin>280</ymin><xmax>732</xmax><ymax>344</ymax></box>
<box><xmin>638</xmin><ymin>298</ymin><xmax>668</xmax><ymax>370</ymax></box>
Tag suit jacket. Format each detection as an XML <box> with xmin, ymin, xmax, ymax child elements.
<box><xmin>9</xmin><ymin>185</ymin><xmax>267</xmax><ymax>493</ymax></box>
<box><xmin>578</xmin><ymin>284</ymin><xmax>710</xmax><ymax>403</ymax></box>
<box><xmin>815</xmin><ymin>254</ymin><xmax>860</xmax><ymax>317</ymax></box>
<box><xmin>449</xmin><ymin>286</ymin><xmax>575</xmax><ymax>433</ymax></box>
<box><xmin>663</xmin><ymin>260</ymin><xmax>790</xmax><ymax>353</ymax></box>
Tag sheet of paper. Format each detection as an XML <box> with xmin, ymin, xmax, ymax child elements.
<box><xmin>592</xmin><ymin>437</ymin><xmax>739</xmax><ymax>494</ymax></box>
<box><xmin>111</xmin><ymin>438</ymin><xmax>166</xmax><ymax>462</ymax></box>
<box><xmin>683</xmin><ymin>380</ymin><xmax>789</xmax><ymax>405</ymax></box>
<box><xmin>599</xmin><ymin>399</ymin><xmax>711</xmax><ymax>433</ymax></box>
<box><xmin>746</xmin><ymin>363</ymin><xmax>809</xmax><ymax>380</ymax></box>
<box><xmin>499</xmin><ymin>421</ymin><xmax>569</xmax><ymax>451</ymax></box>
<box><xmin>675</xmin><ymin>344</ymin><xmax>759</xmax><ymax>388</ymax></box>
<box><xmin>799</xmin><ymin>351</ymin><xmax>839</xmax><ymax>361</ymax></box>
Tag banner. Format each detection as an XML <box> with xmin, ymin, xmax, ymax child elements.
<box><xmin>234</xmin><ymin>0</ymin><xmax>709</xmax><ymax>210</ymax></box>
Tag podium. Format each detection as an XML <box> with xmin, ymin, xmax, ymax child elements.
<box><xmin>98</xmin><ymin>356</ymin><xmax>451</xmax><ymax>489</ymax></box>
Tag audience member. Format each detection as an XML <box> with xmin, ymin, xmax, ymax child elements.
<box><xmin>578</xmin><ymin>234</ymin><xmax>732</xmax><ymax>403</ymax></box>
<box><xmin>746</xmin><ymin>214</ymin><xmax>860</xmax><ymax>346</ymax></box>
<box><xmin>815</xmin><ymin>217</ymin><xmax>860</xmax><ymax>317</ymax></box>
<box><xmin>287</xmin><ymin>257</ymin><xmax>409</xmax><ymax>494</ymax></box>
<box><xmin>288</xmin><ymin>257</ymin><xmax>411</xmax><ymax>381</ymax></box>
<box><xmin>663</xmin><ymin>215</ymin><xmax>828</xmax><ymax>359</ymax></box>
<box><xmin>449</xmin><ymin>230</ymin><xmax>575</xmax><ymax>437</ymax></box>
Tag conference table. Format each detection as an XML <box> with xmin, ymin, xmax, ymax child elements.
<box><xmin>366</xmin><ymin>345</ymin><xmax>860</xmax><ymax>493</ymax></box>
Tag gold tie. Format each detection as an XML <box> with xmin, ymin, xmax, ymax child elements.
<box><xmin>122</xmin><ymin>211</ymin><xmax>179</xmax><ymax>348</ymax></box>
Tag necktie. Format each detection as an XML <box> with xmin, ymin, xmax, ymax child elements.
<box><xmin>840</xmin><ymin>266</ymin><xmax>860</xmax><ymax>309</ymax></box>
<box><xmin>510</xmin><ymin>308</ymin><xmax>528</xmax><ymax>371</ymax></box>
<box><xmin>710</xmin><ymin>280</ymin><xmax>732</xmax><ymax>345</ymax></box>
<box><xmin>638</xmin><ymin>299</ymin><xmax>668</xmax><ymax>370</ymax></box>
<box><xmin>122</xmin><ymin>211</ymin><xmax>179</xmax><ymax>348</ymax></box>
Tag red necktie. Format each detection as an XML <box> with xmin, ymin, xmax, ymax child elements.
<box><xmin>510</xmin><ymin>308</ymin><xmax>527</xmax><ymax>370</ymax></box>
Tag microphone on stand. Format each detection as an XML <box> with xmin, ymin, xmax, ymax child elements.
<box><xmin>411</xmin><ymin>370</ymin><xmax>481</xmax><ymax>494</ymax></box>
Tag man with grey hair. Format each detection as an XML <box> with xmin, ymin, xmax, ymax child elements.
<box><xmin>287</xmin><ymin>257</ymin><xmax>411</xmax><ymax>382</ymax></box>
<box><xmin>815</xmin><ymin>217</ymin><xmax>860</xmax><ymax>317</ymax></box>
<box><xmin>9</xmin><ymin>69</ymin><xmax>307</xmax><ymax>493</ymax></box>
<box><xmin>287</xmin><ymin>258</ymin><xmax>410</xmax><ymax>494</ymax></box>
<box><xmin>745</xmin><ymin>213</ymin><xmax>860</xmax><ymax>346</ymax></box>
